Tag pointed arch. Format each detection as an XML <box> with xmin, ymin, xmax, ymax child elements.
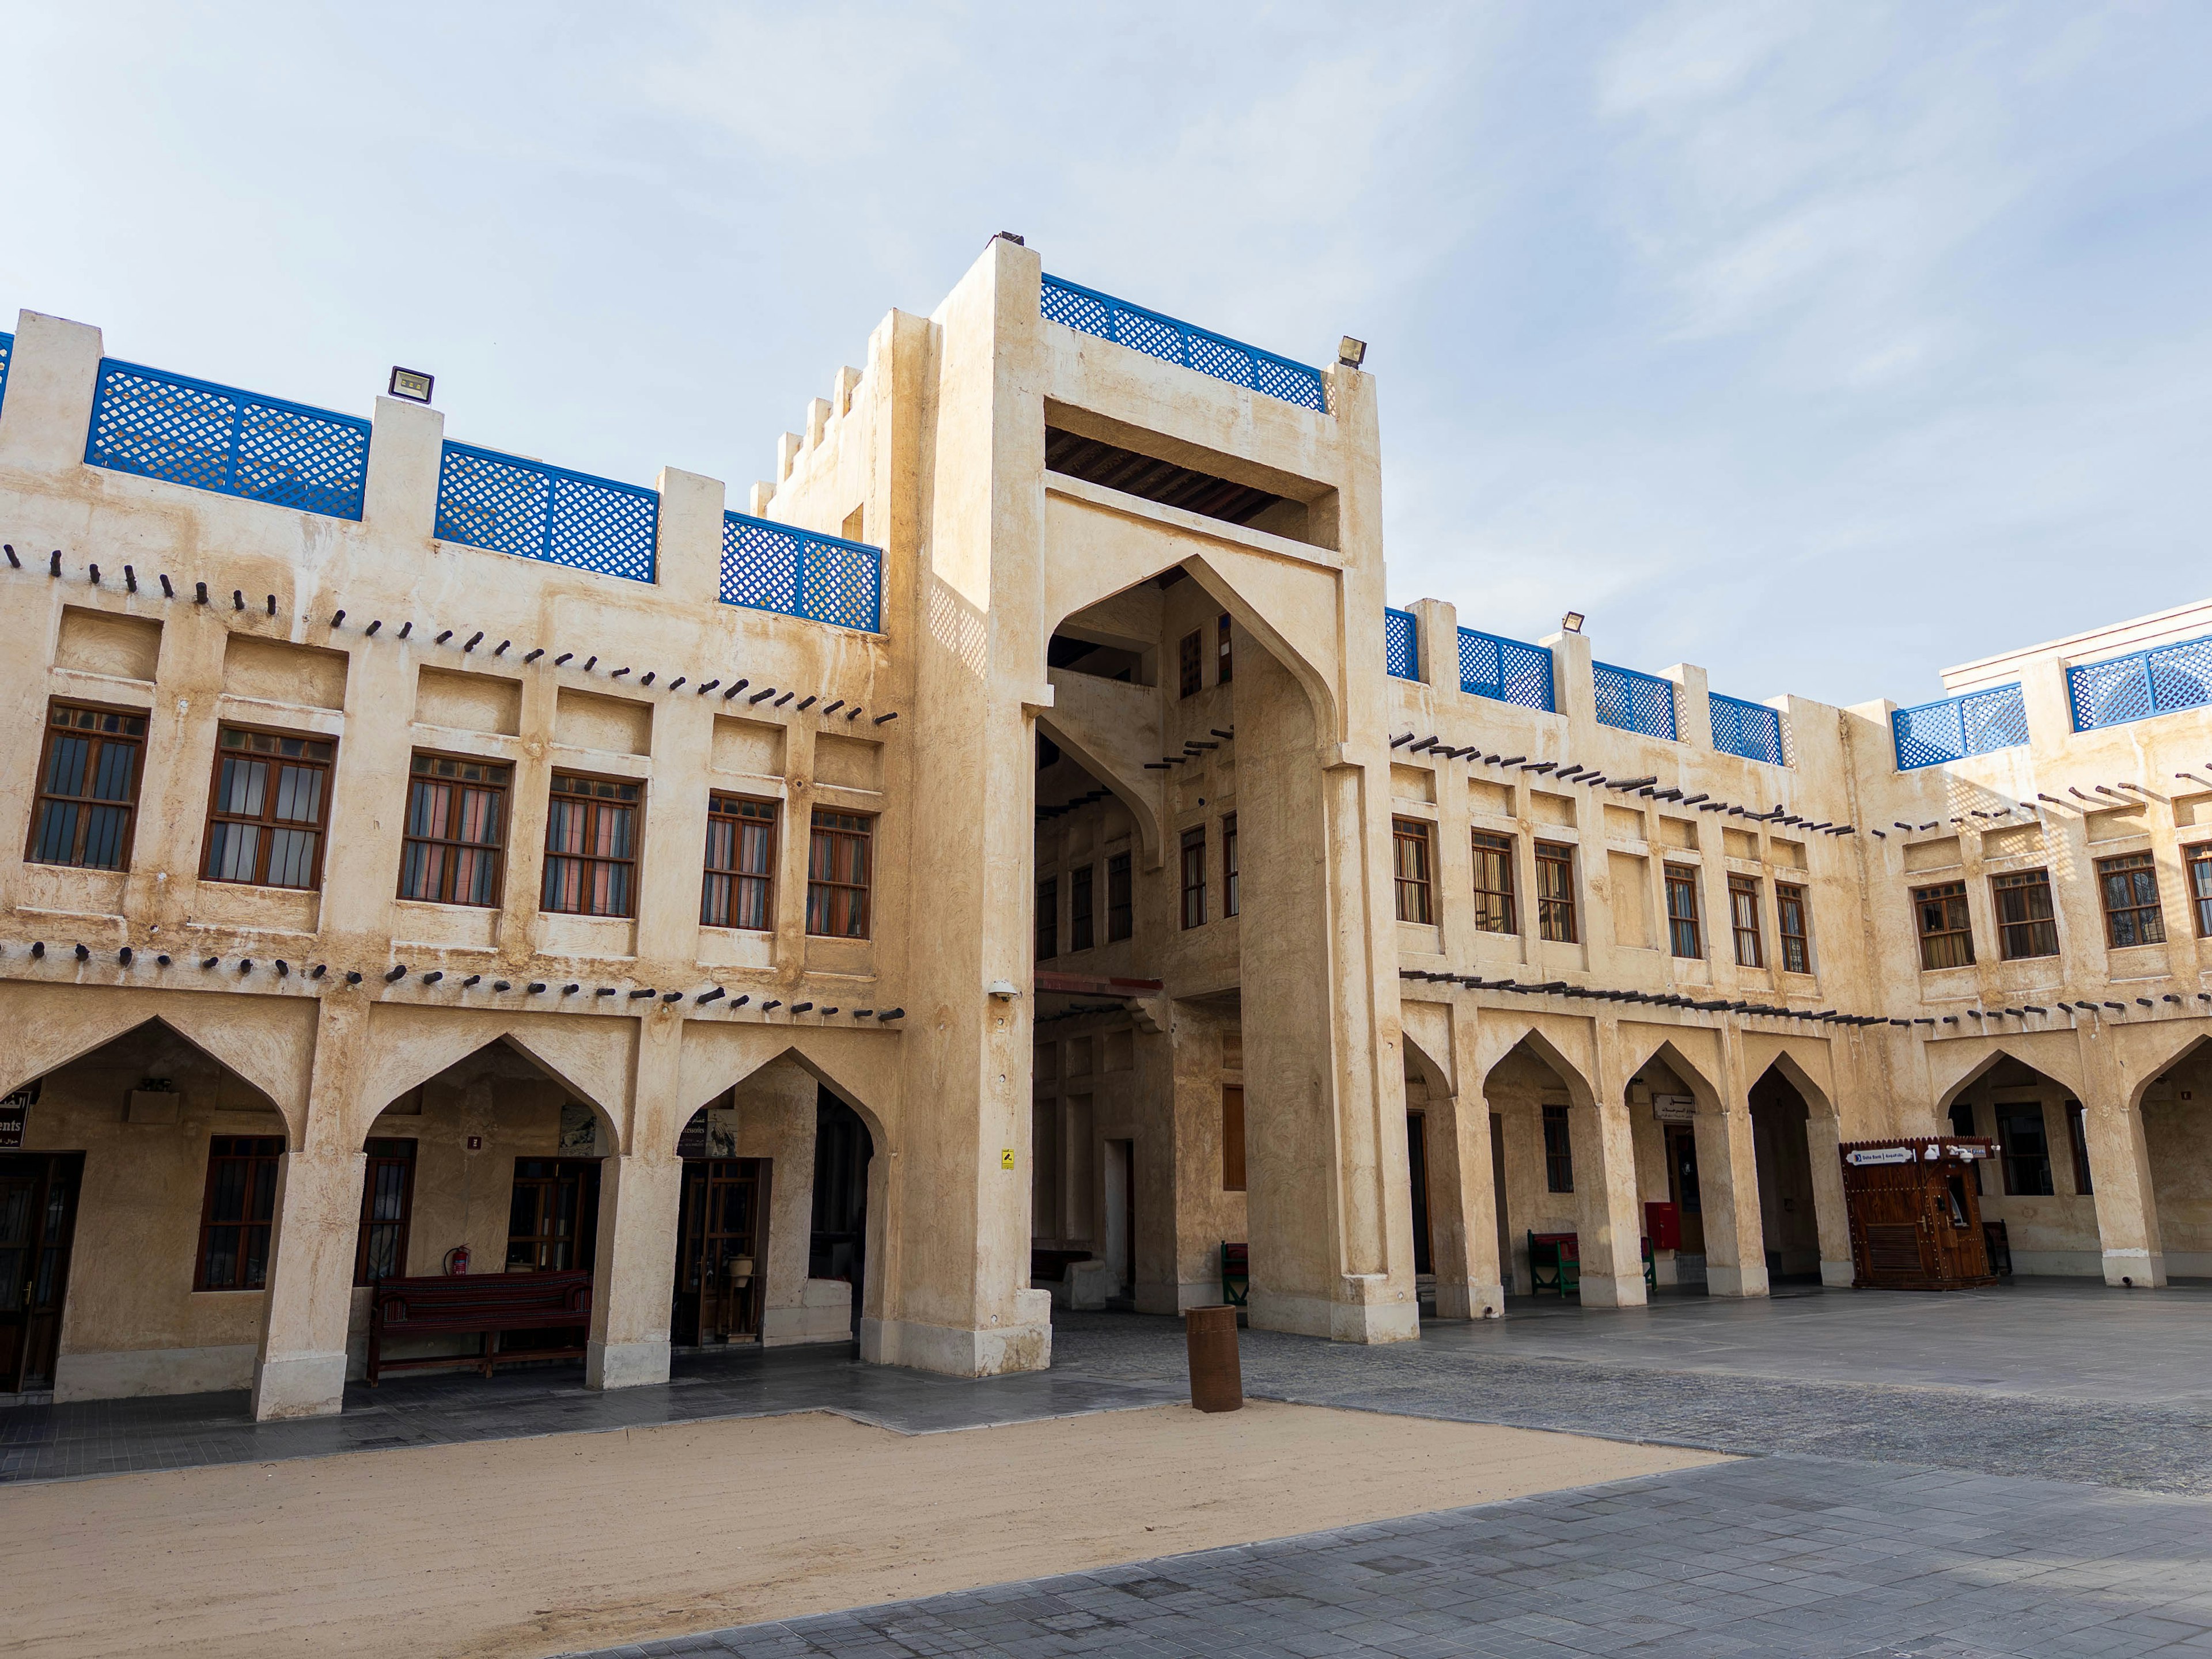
<box><xmin>349</xmin><ymin>1008</ymin><xmax>632</xmax><ymax>1152</ymax></box>
<box><xmin>1621</xmin><ymin>1027</ymin><xmax>1724</xmax><ymax>1107</ymax></box>
<box><xmin>674</xmin><ymin>1025</ymin><xmax>898</xmax><ymax>1154</ymax></box>
<box><xmin>1932</xmin><ymin>1042</ymin><xmax>2086</xmax><ymax>1112</ymax></box>
<box><xmin>2122</xmin><ymin>1029</ymin><xmax>2212</xmax><ymax>1111</ymax></box>
<box><xmin>1477</xmin><ymin>1021</ymin><xmax>1597</xmax><ymax>1109</ymax></box>
<box><xmin>1738</xmin><ymin>1036</ymin><xmax>1838</xmax><ymax>1119</ymax></box>
<box><xmin>1036</xmin><ymin>688</ymin><xmax>1163</xmax><ymax>869</ymax></box>
<box><xmin>1399</xmin><ymin>1001</ymin><xmax>1455</xmax><ymax>1101</ymax></box>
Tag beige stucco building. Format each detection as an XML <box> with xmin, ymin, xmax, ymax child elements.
<box><xmin>2</xmin><ymin>237</ymin><xmax>2207</xmax><ymax>1419</ymax></box>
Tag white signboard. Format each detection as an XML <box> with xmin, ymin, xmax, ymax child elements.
<box><xmin>1651</xmin><ymin>1094</ymin><xmax>1696</xmax><ymax>1123</ymax></box>
<box><xmin>1846</xmin><ymin>1146</ymin><xmax>1916</xmax><ymax>1166</ymax></box>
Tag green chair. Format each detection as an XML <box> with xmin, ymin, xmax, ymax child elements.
<box><xmin>1221</xmin><ymin>1241</ymin><xmax>1249</xmax><ymax>1307</ymax></box>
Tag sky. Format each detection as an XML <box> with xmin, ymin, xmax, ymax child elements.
<box><xmin>4</xmin><ymin>2</ymin><xmax>2209</xmax><ymax>709</ymax></box>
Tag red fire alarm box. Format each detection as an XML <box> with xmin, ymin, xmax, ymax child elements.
<box><xmin>1645</xmin><ymin>1200</ymin><xmax>1681</xmax><ymax>1252</ymax></box>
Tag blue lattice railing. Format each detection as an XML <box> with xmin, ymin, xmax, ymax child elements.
<box><xmin>1710</xmin><ymin>691</ymin><xmax>1787</xmax><ymax>765</ymax></box>
<box><xmin>1385</xmin><ymin>608</ymin><xmax>1419</xmax><ymax>680</ymax></box>
<box><xmin>2067</xmin><ymin>634</ymin><xmax>2212</xmax><ymax>732</ymax></box>
<box><xmin>84</xmin><ymin>359</ymin><xmax>370</xmax><ymax>521</ymax></box>
<box><xmin>1041</xmin><ymin>275</ymin><xmax>1328</xmax><ymax>414</ymax></box>
<box><xmin>434</xmin><ymin>441</ymin><xmax>657</xmax><ymax>584</ymax></box>
<box><xmin>720</xmin><ymin>512</ymin><xmax>882</xmax><ymax>633</ymax></box>
<box><xmin>0</xmin><ymin>331</ymin><xmax>12</xmax><ymax>415</ymax></box>
<box><xmin>1458</xmin><ymin>628</ymin><xmax>1554</xmax><ymax>713</ymax></box>
<box><xmin>1594</xmin><ymin>662</ymin><xmax>1678</xmax><ymax>740</ymax></box>
<box><xmin>1891</xmin><ymin>684</ymin><xmax>2029</xmax><ymax>771</ymax></box>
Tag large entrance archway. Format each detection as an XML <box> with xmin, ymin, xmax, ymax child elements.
<box><xmin>1943</xmin><ymin>1053</ymin><xmax>2099</xmax><ymax>1277</ymax></box>
<box><xmin>1749</xmin><ymin>1065</ymin><xmax>1822</xmax><ymax>1283</ymax></box>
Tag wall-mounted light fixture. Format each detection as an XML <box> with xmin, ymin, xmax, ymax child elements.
<box><xmin>1562</xmin><ymin>611</ymin><xmax>1586</xmax><ymax>633</ymax></box>
<box><xmin>388</xmin><ymin>366</ymin><xmax>435</xmax><ymax>404</ymax></box>
<box><xmin>1338</xmin><ymin>336</ymin><xmax>1367</xmax><ymax>368</ymax></box>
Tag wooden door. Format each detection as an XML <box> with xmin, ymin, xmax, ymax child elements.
<box><xmin>0</xmin><ymin>1155</ymin><xmax>82</xmax><ymax>1393</ymax></box>
<box><xmin>1665</xmin><ymin>1124</ymin><xmax>1707</xmax><ymax>1256</ymax></box>
<box><xmin>677</xmin><ymin>1158</ymin><xmax>766</xmax><ymax>1344</ymax></box>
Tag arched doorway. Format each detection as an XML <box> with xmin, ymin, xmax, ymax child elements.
<box><xmin>810</xmin><ymin>1090</ymin><xmax>874</xmax><ymax>1335</ymax></box>
<box><xmin>1483</xmin><ymin>1036</ymin><xmax>1587</xmax><ymax>1297</ymax></box>
<box><xmin>1944</xmin><ymin>1053</ymin><xmax>2098</xmax><ymax>1276</ymax></box>
<box><xmin>1748</xmin><ymin>1066</ymin><xmax>1821</xmax><ymax>1283</ymax></box>
<box><xmin>2141</xmin><ymin>1039</ymin><xmax>2211</xmax><ymax>1281</ymax></box>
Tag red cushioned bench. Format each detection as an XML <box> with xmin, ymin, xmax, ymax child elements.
<box><xmin>366</xmin><ymin>1270</ymin><xmax>593</xmax><ymax>1385</ymax></box>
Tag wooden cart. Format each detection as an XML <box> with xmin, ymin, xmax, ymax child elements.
<box><xmin>1839</xmin><ymin>1137</ymin><xmax>1998</xmax><ymax>1290</ymax></box>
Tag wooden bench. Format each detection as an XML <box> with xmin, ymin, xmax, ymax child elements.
<box><xmin>1527</xmin><ymin>1231</ymin><xmax>1658</xmax><ymax>1297</ymax></box>
<box><xmin>1221</xmin><ymin>1241</ymin><xmax>1249</xmax><ymax>1307</ymax></box>
<box><xmin>367</xmin><ymin>1270</ymin><xmax>593</xmax><ymax>1385</ymax></box>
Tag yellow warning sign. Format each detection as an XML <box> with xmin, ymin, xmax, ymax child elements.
<box><xmin>1001</xmin><ymin>1147</ymin><xmax>1016</xmax><ymax>1169</ymax></box>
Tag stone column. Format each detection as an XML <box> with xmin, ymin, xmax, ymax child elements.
<box><xmin>1425</xmin><ymin>1002</ymin><xmax>1505</xmax><ymax>1319</ymax></box>
<box><xmin>1575</xmin><ymin>1019</ymin><xmax>1649</xmax><ymax>1306</ymax></box>
<box><xmin>588</xmin><ymin>1016</ymin><xmax>683</xmax><ymax>1387</ymax></box>
<box><xmin>251</xmin><ymin>999</ymin><xmax>369</xmax><ymax>1422</ymax></box>
<box><xmin>1692</xmin><ymin>1100</ymin><xmax>1771</xmax><ymax>1298</ymax></box>
<box><xmin>1804</xmin><ymin>1109</ymin><xmax>1855</xmax><ymax>1286</ymax></box>
<box><xmin>2082</xmin><ymin>1095</ymin><xmax>2166</xmax><ymax>1287</ymax></box>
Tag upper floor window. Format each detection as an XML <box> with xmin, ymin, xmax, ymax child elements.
<box><xmin>1727</xmin><ymin>874</ymin><xmax>1762</xmax><ymax>968</ymax></box>
<box><xmin>807</xmin><ymin>810</ymin><xmax>874</xmax><ymax>938</ymax></box>
<box><xmin>543</xmin><ymin>772</ymin><xmax>639</xmax><ymax>918</ymax></box>
<box><xmin>399</xmin><ymin>753</ymin><xmax>509</xmax><ymax>908</ymax></box>
<box><xmin>1108</xmin><ymin>850</ymin><xmax>1134</xmax><ymax>941</ymax></box>
<box><xmin>29</xmin><ymin>700</ymin><xmax>146</xmax><ymax>871</ymax></box>
<box><xmin>1913</xmin><ymin>881</ymin><xmax>1974</xmax><ymax>969</ymax></box>
<box><xmin>1036</xmin><ymin>875</ymin><xmax>1059</xmax><ymax>961</ymax></box>
<box><xmin>1991</xmin><ymin>869</ymin><xmax>2058</xmax><ymax>960</ymax></box>
<box><xmin>1392</xmin><ymin>817</ymin><xmax>1434</xmax><ymax>924</ymax></box>
<box><xmin>1179</xmin><ymin>630</ymin><xmax>1203</xmax><ymax>698</ymax></box>
<box><xmin>2188</xmin><ymin>844</ymin><xmax>2212</xmax><ymax>938</ymax></box>
<box><xmin>1217</xmin><ymin>613</ymin><xmax>1233</xmax><ymax>684</ymax></box>
<box><xmin>1222</xmin><ymin>815</ymin><xmax>1240</xmax><ymax>918</ymax></box>
<box><xmin>1776</xmin><ymin>882</ymin><xmax>1810</xmax><ymax>975</ymax></box>
<box><xmin>1180</xmin><ymin>826</ymin><xmax>1207</xmax><ymax>929</ymax></box>
<box><xmin>1535</xmin><ymin>841</ymin><xmax>1577</xmax><ymax>944</ymax></box>
<box><xmin>2096</xmin><ymin>851</ymin><xmax>2165</xmax><ymax>948</ymax></box>
<box><xmin>1070</xmin><ymin>864</ymin><xmax>1094</xmax><ymax>951</ymax></box>
<box><xmin>1472</xmin><ymin>831</ymin><xmax>1516</xmax><ymax>934</ymax></box>
<box><xmin>702</xmin><ymin>795</ymin><xmax>775</xmax><ymax>930</ymax></box>
<box><xmin>196</xmin><ymin>1134</ymin><xmax>284</xmax><ymax>1291</ymax></box>
<box><xmin>203</xmin><ymin>726</ymin><xmax>335</xmax><ymax>891</ymax></box>
<box><xmin>1664</xmin><ymin>865</ymin><xmax>1702</xmax><ymax>959</ymax></box>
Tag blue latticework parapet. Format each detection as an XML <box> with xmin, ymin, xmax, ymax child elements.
<box><xmin>84</xmin><ymin>359</ymin><xmax>370</xmax><ymax>521</ymax></box>
<box><xmin>0</xmin><ymin>332</ymin><xmax>12</xmax><ymax>415</ymax></box>
<box><xmin>1384</xmin><ymin>608</ymin><xmax>1419</xmax><ymax>680</ymax></box>
<box><xmin>1594</xmin><ymin>662</ymin><xmax>1678</xmax><ymax>740</ymax></box>
<box><xmin>1458</xmin><ymin>628</ymin><xmax>1554</xmax><ymax>713</ymax></box>
<box><xmin>1041</xmin><ymin>275</ymin><xmax>1328</xmax><ymax>414</ymax></box>
<box><xmin>435</xmin><ymin>442</ymin><xmax>657</xmax><ymax>584</ymax></box>
<box><xmin>1710</xmin><ymin>691</ymin><xmax>1787</xmax><ymax>765</ymax></box>
<box><xmin>1891</xmin><ymin>684</ymin><xmax>2028</xmax><ymax>771</ymax></box>
<box><xmin>720</xmin><ymin>512</ymin><xmax>882</xmax><ymax>634</ymax></box>
<box><xmin>2067</xmin><ymin>634</ymin><xmax>2212</xmax><ymax>732</ymax></box>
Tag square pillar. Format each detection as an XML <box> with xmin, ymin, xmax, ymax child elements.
<box><xmin>1693</xmin><ymin>1101</ymin><xmax>1770</xmax><ymax>1298</ymax></box>
<box><xmin>2082</xmin><ymin>1097</ymin><xmax>2166</xmax><ymax>1287</ymax></box>
<box><xmin>586</xmin><ymin>1150</ymin><xmax>685</xmax><ymax>1386</ymax></box>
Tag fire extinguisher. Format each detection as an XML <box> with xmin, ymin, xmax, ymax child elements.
<box><xmin>444</xmin><ymin>1245</ymin><xmax>471</xmax><ymax>1276</ymax></box>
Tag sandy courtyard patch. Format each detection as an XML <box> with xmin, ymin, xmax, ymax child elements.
<box><xmin>9</xmin><ymin>1402</ymin><xmax>1724</xmax><ymax>1658</ymax></box>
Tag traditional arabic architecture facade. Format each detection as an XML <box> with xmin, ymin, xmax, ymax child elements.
<box><xmin>1</xmin><ymin>236</ymin><xmax>2206</xmax><ymax>1417</ymax></box>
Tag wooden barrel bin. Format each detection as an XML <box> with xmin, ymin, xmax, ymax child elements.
<box><xmin>1184</xmin><ymin>1303</ymin><xmax>1243</xmax><ymax>1412</ymax></box>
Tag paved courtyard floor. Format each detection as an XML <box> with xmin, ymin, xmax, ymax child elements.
<box><xmin>9</xmin><ymin>1278</ymin><xmax>2211</xmax><ymax>1656</ymax></box>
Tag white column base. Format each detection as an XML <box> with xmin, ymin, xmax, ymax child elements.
<box><xmin>1577</xmin><ymin>1271</ymin><xmax>1650</xmax><ymax>1309</ymax></box>
<box><xmin>859</xmin><ymin>1293</ymin><xmax>1054</xmax><ymax>1376</ymax></box>
<box><xmin>250</xmin><ymin>1351</ymin><xmax>347</xmax><ymax>1422</ymax></box>
<box><xmin>1249</xmin><ymin>1277</ymin><xmax>1422</xmax><ymax>1343</ymax></box>
<box><xmin>1431</xmin><ymin>1282</ymin><xmax>1507</xmax><ymax>1320</ymax></box>
<box><xmin>2103</xmin><ymin>1249</ymin><xmax>2167</xmax><ymax>1288</ymax></box>
<box><xmin>1705</xmin><ymin>1262</ymin><xmax>1771</xmax><ymax>1299</ymax></box>
<box><xmin>1820</xmin><ymin>1259</ymin><xmax>1855</xmax><ymax>1287</ymax></box>
<box><xmin>586</xmin><ymin>1336</ymin><xmax>672</xmax><ymax>1389</ymax></box>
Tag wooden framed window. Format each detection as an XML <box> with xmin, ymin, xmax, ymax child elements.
<box><xmin>2188</xmin><ymin>844</ymin><xmax>2212</xmax><ymax>937</ymax></box>
<box><xmin>1728</xmin><ymin>874</ymin><xmax>1763</xmax><ymax>968</ymax></box>
<box><xmin>1221</xmin><ymin>1085</ymin><xmax>1245</xmax><ymax>1191</ymax></box>
<box><xmin>354</xmin><ymin>1138</ymin><xmax>416</xmax><ymax>1286</ymax></box>
<box><xmin>701</xmin><ymin>795</ymin><xmax>776</xmax><ymax>930</ymax></box>
<box><xmin>1665</xmin><ymin>866</ymin><xmax>1702</xmax><ymax>959</ymax></box>
<box><xmin>29</xmin><ymin>700</ymin><xmax>147</xmax><ymax>871</ymax></box>
<box><xmin>1107</xmin><ymin>851</ymin><xmax>1134</xmax><ymax>941</ymax></box>
<box><xmin>807</xmin><ymin>809</ymin><xmax>873</xmax><ymax>937</ymax></box>
<box><xmin>1776</xmin><ymin>882</ymin><xmax>1810</xmax><ymax>974</ymax></box>
<box><xmin>1541</xmin><ymin>1104</ymin><xmax>1573</xmax><ymax>1193</ymax></box>
<box><xmin>1036</xmin><ymin>875</ymin><xmax>1059</xmax><ymax>961</ymax></box>
<box><xmin>506</xmin><ymin>1157</ymin><xmax>600</xmax><ymax>1271</ymax></box>
<box><xmin>1070</xmin><ymin>864</ymin><xmax>1094</xmax><ymax>952</ymax></box>
<box><xmin>1995</xmin><ymin>1104</ymin><xmax>2054</xmax><ymax>1196</ymax></box>
<box><xmin>1180</xmin><ymin>827</ymin><xmax>1207</xmax><ymax>929</ymax></box>
<box><xmin>1216</xmin><ymin>613</ymin><xmax>1233</xmax><ymax>684</ymax></box>
<box><xmin>1912</xmin><ymin>881</ymin><xmax>1974</xmax><ymax>969</ymax></box>
<box><xmin>399</xmin><ymin>753</ymin><xmax>509</xmax><ymax>907</ymax></box>
<box><xmin>2096</xmin><ymin>851</ymin><xmax>2166</xmax><ymax>948</ymax></box>
<box><xmin>195</xmin><ymin>1135</ymin><xmax>284</xmax><ymax>1291</ymax></box>
<box><xmin>1991</xmin><ymin>869</ymin><xmax>2058</xmax><ymax>960</ymax></box>
<box><xmin>1392</xmin><ymin>817</ymin><xmax>1434</xmax><ymax>923</ymax></box>
<box><xmin>2065</xmin><ymin>1101</ymin><xmax>2094</xmax><ymax>1196</ymax></box>
<box><xmin>202</xmin><ymin>726</ymin><xmax>335</xmax><ymax>891</ymax></box>
<box><xmin>1222</xmin><ymin>815</ymin><xmax>1239</xmax><ymax>918</ymax></box>
<box><xmin>542</xmin><ymin>772</ymin><xmax>639</xmax><ymax>917</ymax></box>
<box><xmin>1471</xmin><ymin>830</ymin><xmax>1516</xmax><ymax>934</ymax></box>
<box><xmin>1536</xmin><ymin>842</ymin><xmax>1577</xmax><ymax>942</ymax></box>
<box><xmin>1179</xmin><ymin>630</ymin><xmax>1203</xmax><ymax>697</ymax></box>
